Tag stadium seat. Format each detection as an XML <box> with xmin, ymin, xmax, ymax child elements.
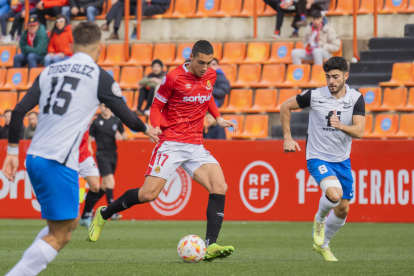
<box><xmin>99</xmin><ymin>44</ymin><xmax>126</xmax><ymax>66</ymax></box>
<box><xmin>170</xmin><ymin>43</ymin><xmax>194</xmax><ymax>65</ymax></box>
<box><xmin>101</xmin><ymin>67</ymin><xmax>120</xmax><ymax>82</ymax></box>
<box><xmin>23</xmin><ymin>116</ymin><xmax>28</xmax><ymax>127</ymax></box>
<box><xmin>0</xmin><ymin>116</ymin><xmax>4</xmax><ymax>126</ymax></box>
<box><xmin>214</xmin><ymin>0</ymin><xmax>242</xmax><ymax>16</ymax></box>
<box><xmin>239</xmin><ymin>42</ymin><xmax>270</xmax><ymax>64</ymax></box>
<box><xmin>168</xmin><ymin>65</ymin><xmax>178</xmax><ymax>72</ymax></box>
<box><xmin>191</xmin><ymin>0</ymin><xmax>220</xmax><ymax>17</ymax></box>
<box><xmin>370</xmin><ymin>87</ymin><xmax>407</xmax><ymax>111</ymax></box>
<box><xmin>279</xmin><ymin>65</ymin><xmax>310</xmax><ymax>88</ymax></box>
<box><xmin>259</xmin><ymin>3</ymin><xmax>276</xmax><ymax>16</ymax></box>
<box><xmin>220</xmin><ymin>42</ymin><xmax>246</xmax><ymax>64</ymax></box>
<box><xmin>379</xmin><ymin>63</ymin><xmax>413</xmax><ymax>86</ymax></box>
<box><xmin>0</xmin><ymin>92</ymin><xmax>18</xmax><ymax>113</ymax></box>
<box><xmin>365</xmin><ymin>114</ymin><xmax>399</xmax><ymax>138</ymax></box>
<box><xmin>243</xmin><ymin>89</ymin><xmax>278</xmax><ymax>113</ymax></box>
<box><xmin>388</xmin><ymin>114</ymin><xmax>414</xmax><ymax>138</ymax></box>
<box><xmin>97</xmin><ymin>44</ymin><xmax>106</xmax><ymax>65</ymax></box>
<box><xmin>0</xmin><ymin>46</ymin><xmax>16</xmax><ymax>67</ymax></box>
<box><xmin>399</xmin><ymin>0</ymin><xmax>414</xmax><ymax>13</ymax></box>
<box><xmin>122</xmin><ymin>91</ymin><xmax>135</xmax><ymax>109</ymax></box>
<box><xmin>256</xmin><ymin>64</ymin><xmax>285</xmax><ymax>87</ymax></box>
<box><xmin>307</xmin><ymin>65</ymin><xmax>326</xmax><ymax>88</ymax></box>
<box><xmin>218</xmin><ymin>94</ymin><xmax>229</xmax><ymax>112</ymax></box>
<box><xmin>326</xmin><ymin>0</ymin><xmax>336</xmax><ymax>13</ymax></box>
<box><xmin>220</xmin><ymin>89</ymin><xmax>253</xmax><ymax>112</ymax></box>
<box><xmin>211</xmin><ymin>42</ymin><xmax>223</xmax><ymax>60</ymax></box>
<box><xmin>165</xmin><ymin>0</ymin><xmax>197</xmax><ymax>18</ymax></box>
<box><xmin>359</xmin><ymin>87</ymin><xmax>382</xmax><ymax>111</ymax></box>
<box><xmin>233</xmin><ymin>64</ymin><xmax>261</xmax><ymax>87</ymax></box>
<box><xmin>0</xmin><ymin>68</ymin><xmax>28</xmax><ymax>90</ymax></box>
<box><xmin>222</xmin><ymin>114</ymin><xmax>244</xmax><ymax>138</ymax></box>
<box><xmin>124</xmin><ymin>116</ymin><xmax>148</xmax><ymax>139</ymax></box>
<box><xmin>219</xmin><ymin>64</ymin><xmax>237</xmax><ymax>86</ymax></box>
<box><xmin>358</xmin><ymin>0</ymin><xmax>378</xmax><ymax>14</ymax></box>
<box><xmin>237</xmin><ymin>0</ymin><xmax>265</xmax><ymax>16</ymax></box>
<box><xmin>22</xmin><ymin>68</ymin><xmax>43</xmax><ymax>90</ymax></box>
<box><xmin>119</xmin><ymin>66</ymin><xmax>143</xmax><ymax>90</ymax></box>
<box><xmin>274</xmin><ymin>89</ymin><xmax>301</xmax><ymax>112</ymax></box>
<box><xmin>153</xmin><ymin>43</ymin><xmax>176</xmax><ymax>65</ymax></box>
<box><xmin>265</xmin><ymin>42</ymin><xmax>294</xmax><ymax>64</ymax></box>
<box><xmin>295</xmin><ymin>41</ymin><xmax>304</xmax><ymax>49</ymax></box>
<box><xmin>396</xmin><ymin>88</ymin><xmax>414</xmax><ymax>111</ymax></box>
<box><xmin>326</xmin><ymin>0</ymin><xmax>353</xmax><ymax>15</ymax></box>
<box><xmin>0</xmin><ymin>68</ymin><xmax>6</xmax><ymax>87</ymax></box>
<box><xmin>152</xmin><ymin>0</ymin><xmax>174</xmax><ymax>18</ymax></box>
<box><xmin>17</xmin><ymin>92</ymin><xmax>39</xmax><ymax>112</ymax></box>
<box><xmin>363</xmin><ymin>114</ymin><xmax>373</xmax><ymax>136</ymax></box>
<box><xmin>333</xmin><ymin>42</ymin><xmax>343</xmax><ymax>57</ymax></box>
<box><xmin>232</xmin><ymin>114</ymin><xmax>268</xmax><ymax>139</ymax></box>
<box><xmin>379</xmin><ymin>0</ymin><xmax>407</xmax><ymax>13</ymax></box>
<box><xmin>123</xmin><ymin>44</ymin><xmax>153</xmax><ymax>66</ymax></box>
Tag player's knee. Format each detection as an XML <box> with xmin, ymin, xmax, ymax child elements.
<box><xmin>211</xmin><ymin>182</ymin><xmax>227</xmax><ymax>195</ymax></box>
<box><xmin>326</xmin><ymin>190</ymin><xmax>342</xmax><ymax>203</ymax></box>
<box><xmin>337</xmin><ymin>204</ymin><xmax>349</xmax><ymax>216</ymax></box>
<box><xmin>321</xmin><ymin>179</ymin><xmax>342</xmax><ymax>202</ymax></box>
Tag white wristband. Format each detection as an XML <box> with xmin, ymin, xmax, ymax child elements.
<box><xmin>7</xmin><ymin>145</ymin><xmax>19</xmax><ymax>155</ymax></box>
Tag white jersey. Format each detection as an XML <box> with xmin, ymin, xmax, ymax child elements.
<box><xmin>26</xmin><ymin>52</ymin><xmax>126</xmax><ymax>171</ymax></box>
<box><xmin>296</xmin><ymin>85</ymin><xmax>365</xmax><ymax>162</ymax></box>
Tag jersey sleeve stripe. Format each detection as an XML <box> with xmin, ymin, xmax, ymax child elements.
<box><xmin>155</xmin><ymin>93</ymin><xmax>168</xmax><ymax>103</ymax></box>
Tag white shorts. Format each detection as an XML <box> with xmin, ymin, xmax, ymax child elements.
<box><xmin>79</xmin><ymin>156</ymin><xmax>100</xmax><ymax>178</ymax></box>
<box><xmin>145</xmin><ymin>141</ymin><xmax>219</xmax><ymax>180</ymax></box>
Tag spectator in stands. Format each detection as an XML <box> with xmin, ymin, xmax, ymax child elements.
<box><xmin>204</xmin><ymin>113</ymin><xmax>226</xmax><ymax>140</ymax></box>
<box><xmin>136</xmin><ymin>59</ymin><xmax>166</xmax><ymax>116</ymax></box>
<box><xmin>23</xmin><ymin>111</ymin><xmax>37</xmax><ymax>139</ymax></box>
<box><xmin>100</xmin><ymin>0</ymin><xmax>137</xmax><ymax>40</ymax></box>
<box><xmin>35</xmin><ymin>0</ymin><xmax>67</xmax><ymax>26</ymax></box>
<box><xmin>61</xmin><ymin>0</ymin><xmax>104</xmax><ymax>23</ymax></box>
<box><xmin>0</xmin><ymin>110</ymin><xmax>24</xmax><ymax>139</ymax></box>
<box><xmin>13</xmin><ymin>15</ymin><xmax>48</xmax><ymax>69</ymax></box>
<box><xmin>0</xmin><ymin>0</ymin><xmax>9</xmax><ymax>18</ymax></box>
<box><xmin>0</xmin><ymin>0</ymin><xmax>22</xmax><ymax>42</ymax></box>
<box><xmin>209</xmin><ymin>58</ymin><xmax>230</xmax><ymax>108</ymax></box>
<box><xmin>291</xmin><ymin>9</ymin><xmax>340</xmax><ymax>65</ymax></box>
<box><xmin>306</xmin><ymin>0</ymin><xmax>331</xmax><ymax>14</ymax></box>
<box><xmin>44</xmin><ymin>14</ymin><xmax>73</xmax><ymax>67</ymax></box>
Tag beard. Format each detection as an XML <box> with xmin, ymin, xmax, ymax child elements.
<box><xmin>330</xmin><ymin>81</ymin><xmax>345</xmax><ymax>94</ymax></box>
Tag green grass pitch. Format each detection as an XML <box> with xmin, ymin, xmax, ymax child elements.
<box><xmin>1</xmin><ymin>220</ymin><xmax>413</xmax><ymax>275</ymax></box>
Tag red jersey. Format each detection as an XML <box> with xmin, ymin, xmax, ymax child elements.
<box><xmin>79</xmin><ymin>129</ymin><xmax>92</xmax><ymax>163</ymax></box>
<box><xmin>150</xmin><ymin>63</ymin><xmax>221</xmax><ymax>145</ymax></box>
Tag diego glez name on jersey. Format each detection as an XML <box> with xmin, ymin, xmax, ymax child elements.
<box><xmin>47</xmin><ymin>63</ymin><xmax>95</xmax><ymax>79</ymax></box>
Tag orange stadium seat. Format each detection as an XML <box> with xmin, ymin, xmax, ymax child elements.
<box><xmin>388</xmin><ymin>114</ymin><xmax>414</xmax><ymax>138</ymax></box>
<box><xmin>399</xmin><ymin>0</ymin><xmax>414</xmax><ymax>13</ymax></box>
<box><xmin>122</xmin><ymin>91</ymin><xmax>135</xmax><ymax>109</ymax></box>
<box><xmin>214</xmin><ymin>0</ymin><xmax>242</xmax><ymax>16</ymax></box>
<box><xmin>123</xmin><ymin>44</ymin><xmax>153</xmax><ymax>66</ymax></box>
<box><xmin>119</xmin><ymin>66</ymin><xmax>143</xmax><ymax>90</ymax></box>
<box><xmin>243</xmin><ymin>89</ymin><xmax>278</xmax><ymax>113</ymax></box>
<box><xmin>233</xmin><ymin>64</ymin><xmax>261</xmax><ymax>87</ymax></box>
<box><xmin>363</xmin><ymin>114</ymin><xmax>373</xmax><ymax>136</ymax></box>
<box><xmin>326</xmin><ymin>0</ymin><xmax>336</xmax><ymax>13</ymax></box>
<box><xmin>0</xmin><ymin>92</ymin><xmax>18</xmax><ymax>113</ymax></box>
<box><xmin>101</xmin><ymin>67</ymin><xmax>120</xmax><ymax>82</ymax></box>
<box><xmin>0</xmin><ymin>116</ymin><xmax>4</xmax><ymax>126</ymax></box>
<box><xmin>97</xmin><ymin>44</ymin><xmax>106</xmax><ymax>65</ymax></box>
<box><xmin>396</xmin><ymin>88</ymin><xmax>414</xmax><ymax>111</ymax></box>
<box><xmin>165</xmin><ymin>0</ymin><xmax>197</xmax><ymax>18</ymax></box>
<box><xmin>279</xmin><ymin>65</ymin><xmax>310</xmax><ymax>88</ymax></box>
<box><xmin>365</xmin><ymin>114</ymin><xmax>399</xmax><ymax>138</ymax></box>
<box><xmin>220</xmin><ymin>89</ymin><xmax>253</xmax><ymax>112</ymax></box>
<box><xmin>259</xmin><ymin>3</ymin><xmax>276</xmax><ymax>16</ymax></box>
<box><xmin>239</xmin><ymin>42</ymin><xmax>270</xmax><ymax>64</ymax></box>
<box><xmin>359</xmin><ymin>87</ymin><xmax>382</xmax><ymax>111</ymax></box>
<box><xmin>99</xmin><ymin>44</ymin><xmax>126</xmax><ymax>66</ymax></box>
<box><xmin>220</xmin><ymin>42</ymin><xmax>246</xmax><ymax>64</ymax></box>
<box><xmin>380</xmin><ymin>0</ymin><xmax>407</xmax><ymax>13</ymax></box>
<box><xmin>232</xmin><ymin>114</ymin><xmax>268</xmax><ymax>139</ymax></box>
<box><xmin>0</xmin><ymin>68</ymin><xmax>6</xmax><ymax>87</ymax></box>
<box><xmin>22</xmin><ymin>68</ymin><xmax>43</xmax><ymax>90</ymax></box>
<box><xmin>170</xmin><ymin>43</ymin><xmax>194</xmax><ymax>65</ymax></box>
<box><xmin>237</xmin><ymin>0</ymin><xmax>265</xmax><ymax>16</ymax></box>
<box><xmin>370</xmin><ymin>87</ymin><xmax>407</xmax><ymax>111</ymax></box>
<box><xmin>153</xmin><ymin>43</ymin><xmax>176</xmax><ymax>65</ymax></box>
<box><xmin>333</xmin><ymin>41</ymin><xmax>343</xmax><ymax>57</ymax></box>
<box><xmin>307</xmin><ymin>65</ymin><xmax>326</xmax><ymax>88</ymax></box>
<box><xmin>266</xmin><ymin>42</ymin><xmax>294</xmax><ymax>64</ymax></box>
<box><xmin>358</xmin><ymin>0</ymin><xmax>374</xmax><ymax>14</ymax></box>
<box><xmin>222</xmin><ymin>114</ymin><xmax>244</xmax><ymax>138</ymax></box>
<box><xmin>168</xmin><ymin>65</ymin><xmax>178</xmax><ymax>72</ymax></box>
<box><xmin>0</xmin><ymin>68</ymin><xmax>28</xmax><ymax>90</ymax></box>
<box><xmin>274</xmin><ymin>89</ymin><xmax>301</xmax><ymax>112</ymax></box>
<box><xmin>0</xmin><ymin>46</ymin><xmax>16</xmax><ymax>67</ymax></box>
<box><xmin>295</xmin><ymin>41</ymin><xmax>304</xmax><ymax>49</ymax></box>
<box><xmin>17</xmin><ymin>92</ymin><xmax>39</xmax><ymax>112</ymax></box>
<box><xmin>256</xmin><ymin>64</ymin><xmax>285</xmax><ymax>87</ymax></box>
<box><xmin>125</xmin><ymin>117</ymin><xmax>148</xmax><ymax>139</ymax></box>
<box><xmin>191</xmin><ymin>0</ymin><xmax>221</xmax><ymax>17</ymax></box>
<box><xmin>211</xmin><ymin>42</ymin><xmax>223</xmax><ymax>60</ymax></box>
<box><xmin>326</xmin><ymin>0</ymin><xmax>353</xmax><ymax>15</ymax></box>
<box><xmin>151</xmin><ymin>0</ymin><xmax>174</xmax><ymax>18</ymax></box>
<box><xmin>219</xmin><ymin>64</ymin><xmax>237</xmax><ymax>86</ymax></box>
<box><xmin>218</xmin><ymin>94</ymin><xmax>229</xmax><ymax>112</ymax></box>
<box><xmin>379</xmin><ymin>63</ymin><xmax>413</xmax><ymax>86</ymax></box>
<box><xmin>23</xmin><ymin>116</ymin><xmax>28</xmax><ymax>127</ymax></box>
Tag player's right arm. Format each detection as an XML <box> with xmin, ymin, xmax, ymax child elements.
<box><xmin>280</xmin><ymin>90</ymin><xmax>310</xmax><ymax>153</ymax></box>
<box><xmin>2</xmin><ymin>76</ymin><xmax>41</xmax><ymax>181</ymax></box>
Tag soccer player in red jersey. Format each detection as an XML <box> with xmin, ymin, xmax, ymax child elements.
<box><xmin>89</xmin><ymin>40</ymin><xmax>237</xmax><ymax>261</ymax></box>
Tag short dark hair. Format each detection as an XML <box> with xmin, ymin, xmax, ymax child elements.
<box><xmin>28</xmin><ymin>111</ymin><xmax>38</xmax><ymax>117</ymax></box>
<box><xmin>323</xmin><ymin>57</ymin><xmax>348</xmax><ymax>73</ymax></box>
<box><xmin>212</xmin><ymin>58</ymin><xmax>219</xmax><ymax>64</ymax></box>
<box><xmin>192</xmin><ymin>40</ymin><xmax>214</xmax><ymax>57</ymax></box>
<box><xmin>73</xmin><ymin>22</ymin><xmax>101</xmax><ymax>47</ymax></box>
<box><xmin>4</xmin><ymin>110</ymin><xmax>12</xmax><ymax>115</ymax></box>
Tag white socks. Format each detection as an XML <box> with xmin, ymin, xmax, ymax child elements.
<box><xmin>6</xmin><ymin>232</ymin><xmax>58</xmax><ymax>276</ymax></box>
<box><xmin>316</xmin><ymin>195</ymin><xmax>340</xmax><ymax>223</ymax></box>
<box><xmin>321</xmin><ymin>212</ymin><xmax>346</xmax><ymax>248</ymax></box>
<box><xmin>33</xmin><ymin>226</ymin><xmax>49</xmax><ymax>243</ymax></box>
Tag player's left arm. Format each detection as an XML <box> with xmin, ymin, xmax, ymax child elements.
<box><xmin>118</xmin><ymin>121</ymin><xmax>127</xmax><ymax>140</ymax></box>
<box><xmin>207</xmin><ymin>96</ymin><xmax>237</xmax><ymax>132</ymax></box>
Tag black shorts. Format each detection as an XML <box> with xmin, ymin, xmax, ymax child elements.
<box><xmin>96</xmin><ymin>151</ymin><xmax>117</xmax><ymax>176</ymax></box>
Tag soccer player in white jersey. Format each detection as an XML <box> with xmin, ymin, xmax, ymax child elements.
<box><xmin>1</xmin><ymin>22</ymin><xmax>158</xmax><ymax>276</ymax></box>
<box><xmin>280</xmin><ymin>57</ymin><xmax>365</xmax><ymax>261</ymax></box>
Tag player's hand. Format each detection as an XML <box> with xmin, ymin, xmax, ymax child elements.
<box><xmin>284</xmin><ymin>138</ymin><xmax>301</xmax><ymax>153</ymax></box>
<box><xmin>57</xmin><ymin>52</ymin><xmax>65</xmax><ymax>58</ymax></box>
<box><xmin>145</xmin><ymin>125</ymin><xmax>161</xmax><ymax>143</ymax></box>
<box><xmin>330</xmin><ymin>110</ymin><xmax>343</xmax><ymax>130</ymax></box>
<box><xmin>217</xmin><ymin>117</ymin><xmax>237</xmax><ymax>132</ymax></box>
<box><xmin>2</xmin><ymin>154</ymin><xmax>19</xmax><ymax>182</ymax></box>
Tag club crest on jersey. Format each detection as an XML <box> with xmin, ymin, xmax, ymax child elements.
<box><xmin>111</xmin><ymin>82</ymin><xmax>122</xmax><ymax>97</ymax></box>
<box><xmin>155</xmin><ymin>166</ymin><xmax>161</xmax><ymax>173</ymax></box>
<box><xmin>185</xmin><ymin>83</ymin><xmax>192</xmax><ymax>89</ymax></box>
<box><xmin>112</xmin><ymin>124</ymin><xmax>118</xmax><ymax>131</ymax></box>
<box><xmin>207</xmin><ymin>80</ymin><xmax>211</xmax><ymax>88</ymax></box>
<box><xmin>183</xmin><ymin>94</ymin><xmax>211</xmax><ymax>104</ymax></box>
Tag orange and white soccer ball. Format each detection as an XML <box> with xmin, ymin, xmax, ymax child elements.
<box><xmin>177</xmin><ymin>235</ymin><xmax>206</xmax><ymax>263</ymax></box>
